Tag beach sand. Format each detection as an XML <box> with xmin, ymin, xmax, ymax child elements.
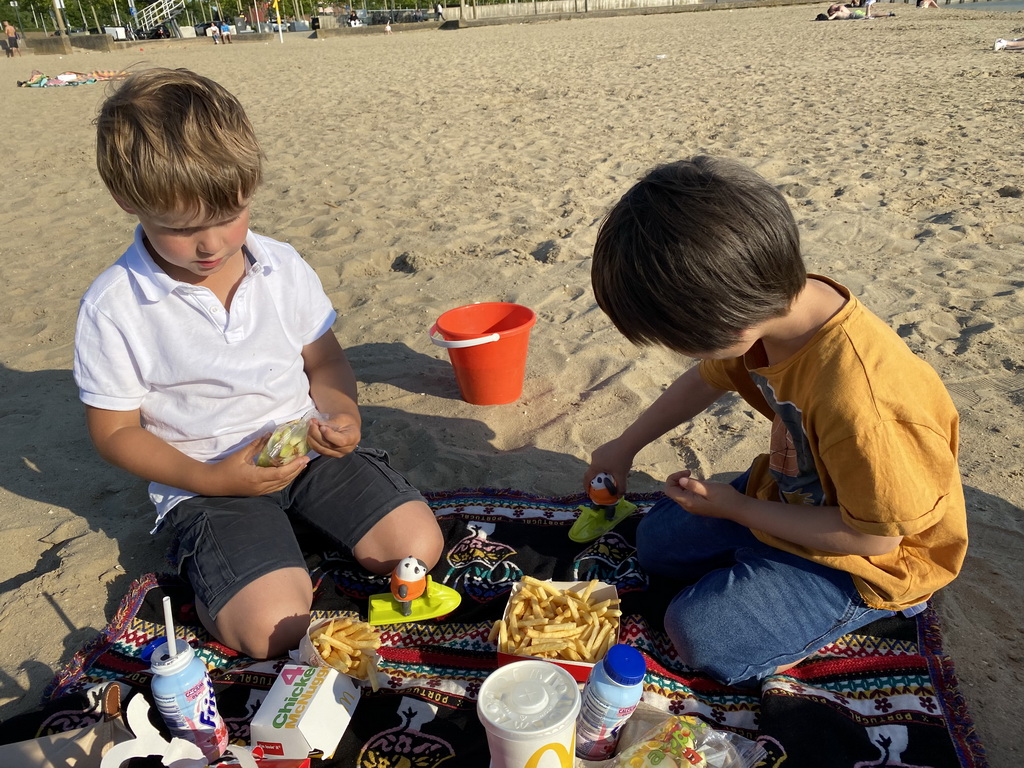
<box><xmin>1</xmin><ymin>5</ymin><xmax>1022</xmax><ymax>762</ymax></box>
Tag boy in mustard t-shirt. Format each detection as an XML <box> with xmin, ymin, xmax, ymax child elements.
<box><xmin>586</xmin><ymin>156</ymin><xmax>967</xmax><ymax>686</ymax></box>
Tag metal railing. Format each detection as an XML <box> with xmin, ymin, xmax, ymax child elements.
<box><xmin>134</xmin><ymin>0</ymin><xmax>186</xmax><ymax>33</ymax></box>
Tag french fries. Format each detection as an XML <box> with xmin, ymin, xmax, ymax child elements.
<box><xmin>309</xmin><ymin>617</ymin><xmax>382</xmax><ymax>688</ymax></box>
<box><xmin>488</xmin><ymin>577</ymin><xmax>621</xmax><ymax>664</ymax></box>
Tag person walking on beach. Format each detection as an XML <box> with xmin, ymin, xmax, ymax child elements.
<box><xmin>77</xmin><ymin>68</ymin><xmax>443</xmax><ymax>659</ymax></box>
<box><xmin>3</xmin><ymin>20</ymin><xmax>21</xmax><ymax>57</ymax></box>
<box><xmin>585</xmin><ymin>156</ymin><xmax>967</xmax><ymax>687</ymax></box>
<box><xmin>435</xmin><ymin>2</ymin><xmax>445</xmax><ymax>21</ymax></box>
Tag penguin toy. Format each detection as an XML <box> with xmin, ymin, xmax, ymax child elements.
<box><xmin>568</xmin><ymin>472</ymin><xmax>638</xmax><ymax>544</ymax></box>
<box><xmin>390</xmin><ymin>556</ymin><xmax>429</xmax><ymax>617</ymax></box>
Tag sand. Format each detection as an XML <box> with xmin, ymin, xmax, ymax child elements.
<box><xmin>1</xmin><ymin>5</ymin><xmax>1022</xmax><ymax>762</ymax></box>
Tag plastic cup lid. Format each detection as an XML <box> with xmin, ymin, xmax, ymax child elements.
<box><xmin>477</xmin><ymin>660</ymin><xmax>581</xmax><ymax>738</ymax></box>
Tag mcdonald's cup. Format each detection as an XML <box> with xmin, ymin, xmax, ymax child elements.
<box><xmin>476</xmin><ymin>660</ymin><xmax>581</xmax><ymax>768</ymax></box>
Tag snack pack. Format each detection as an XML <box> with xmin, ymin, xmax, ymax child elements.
<box><xmin>610</xmin><ymin>713</ymin><xmax>765</xmax><ymax>768</ymax></box>
<box><xmin>255</xmin><ymin>411</ymin><xmax>320</xmax><ymax>467</ymax></box>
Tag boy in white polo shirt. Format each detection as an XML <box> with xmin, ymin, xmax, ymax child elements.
<box><xmin>74</xmin><ymin>68</ymin><xmax>443</xmax><ymax>659</ymax></box>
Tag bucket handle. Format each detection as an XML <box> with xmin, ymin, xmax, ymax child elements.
<box><xmin>429</xmin><ymin>324</ymin><xmax>501</xmax><ymax>349</ymax></box>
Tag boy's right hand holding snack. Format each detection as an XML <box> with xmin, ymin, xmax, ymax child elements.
<box><xmin>214</xmin><ymin>435</ymin><xmax>311</xmax><ymax>496</ymax></box>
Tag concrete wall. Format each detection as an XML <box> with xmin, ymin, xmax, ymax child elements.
<box><xmin>27</xmin><ymin>36</ymin><xmax>73</xmax><ymax>55</ymax></box>
<box><xmin>68</xmin><ymin>33</ymin><xmax>116</xmax><ymax>51</ymax></box>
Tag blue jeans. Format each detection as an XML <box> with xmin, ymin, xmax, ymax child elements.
<box><xmin>635</xmin><ymin>473</ymin><xmax>904</xmax><ymax>687</ymax></box>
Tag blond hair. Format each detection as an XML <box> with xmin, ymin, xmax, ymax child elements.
<box><xmin>96</xmin><ymin>67</ymin><xmax>262</xmax><ymax>218</ymax></box>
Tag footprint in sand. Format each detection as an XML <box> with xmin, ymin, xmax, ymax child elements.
<box><xmin>945</xmin><ymin>374</ymin><xmax>1024</xmax><ymax>409</ymax></box>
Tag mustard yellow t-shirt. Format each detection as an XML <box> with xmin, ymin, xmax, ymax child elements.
<box><xmin>699</xmin><ymin>277</ymin><xmax>967</xmax><ymax>611</ymax></box>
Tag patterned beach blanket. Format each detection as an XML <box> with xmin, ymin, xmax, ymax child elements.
<box><xmin>0</xmin><ymin>490</ymin><xmax>987</xmax><ymax>767</ymax></box>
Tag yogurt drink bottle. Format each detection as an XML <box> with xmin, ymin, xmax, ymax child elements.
<box><xmin>149</xmin><ymin>596</ymin><xmax>228</xmax><ymax>761</ymax></box>
<box><xmin>150</xmin><ymin>639</ymin><xmax>228</xmax><ymax>760</ymax></box>
<box><xmin>574</xmin><ymin>643</ymin><xmax>646</xmax><ymax>760</ymax></box>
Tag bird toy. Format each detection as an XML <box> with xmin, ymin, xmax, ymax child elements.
<box><xmin>568</xmin><ymin>473</ymin><xmax>638</xmax><ymax>543</ymax></box>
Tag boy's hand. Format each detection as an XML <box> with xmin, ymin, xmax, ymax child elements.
<box><xmin>584</xmin><ymin>439</ymin><xmax>635</xmax><ymax>498</ymax></box>
<box><xmin>664</xmin><ymin>470</ymin><xmax>748</xmax><ymax>522</ymax></box>
<box><xmin>209</xmin><ymin>436</ymin><xmax>310</xmax><ymax>496</ymax></box>
<box><xmin>306</xmin><ymin>413</ymin><xmax>360</xmax><ymax>458</ymax></box>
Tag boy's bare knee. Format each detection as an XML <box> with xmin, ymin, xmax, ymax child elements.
<box><xmin>232</xmin><ymin>610</ymin><xmax>311</xmax><ymax>659</ymax></box>
<box><xmin>204</xmin><ymin>568</ymin><xmax>312</xmax><ymax>658</ymax></box>
<box><xmin>354</xmin><ymin>500</ymin><xmax>444</xmax><ymax>574</ymax></box>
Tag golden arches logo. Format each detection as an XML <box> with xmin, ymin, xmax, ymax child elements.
<box><xmin>524</xmin><ymin>741</ymin><xmax>573</xmax><ymax>768</ymax></box>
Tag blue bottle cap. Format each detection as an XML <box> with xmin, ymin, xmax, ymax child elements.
<box><xmin>603</xmin><ymin>644</ymin><xmax>646</xmax><ymax>686</ymax></box>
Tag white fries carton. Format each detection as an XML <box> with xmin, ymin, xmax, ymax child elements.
<box><xmin>250</xmin><ymin>663</ymin><xmax>360</xmax><ymax>760</ymax></box>
<box><xmin>296</xmin><ymin>617</ymin><xmax>382</xmax><ymax>687</ymax></box>
<box><xmin>496</xmin><ymin>580</ymin><xmax>620</xmax><ymax>683</ymax></box>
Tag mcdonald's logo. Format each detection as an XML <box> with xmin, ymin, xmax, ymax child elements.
<box><xmin>524</xmin><ymin>741</ymin><xmax>573</xmax><ymax>768</ymax></box>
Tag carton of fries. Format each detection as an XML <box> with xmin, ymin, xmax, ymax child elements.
<box><xmin>491</xmin><ymin>578</ymin><xmax>620</xmax><ymax>683</ymax></box>
<box><xmin>296</xmin><ymin>617</ymin><xmax>382</xmax><ymax>689</ymax></box>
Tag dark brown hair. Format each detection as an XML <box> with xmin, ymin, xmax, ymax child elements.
<box><xmin>96</xmin><ymin>67</ymin><xmax>262</xmax><ymax>218</ymax></box>
<box><xmin>591</xmin><ymin>156</ymin><xmax>806</xmax><ymax>354</ymax></box>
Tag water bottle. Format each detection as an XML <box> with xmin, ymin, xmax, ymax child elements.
<box><xmin>574</xmin><ymin>643</ymin><xmax>646</xmax><ymax>761</ymax></box>
<box><xmin>149</xmin><ymin>597</ymin><xmax>228</xmax><ymax>761</ymax></box>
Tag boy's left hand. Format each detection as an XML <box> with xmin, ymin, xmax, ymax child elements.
<box><xmin>306</xmin><ymin>413</ymin><xmax>361</xmax><ymax>458</ymax></box>
<box><xmin>664</xmin><ymin>470</ymin><xmax>747</xmax><ymax>522</ymax></box>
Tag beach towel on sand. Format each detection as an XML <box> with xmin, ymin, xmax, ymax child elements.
<box><xmin>17</xmin><ymin>70</ymin><xmax>127</xmax><ymax>87</ymax></box>
<box><xmin>0</xmin><ymin>490</ymin><xmax>987</xmax><ymax>767</ymax></box>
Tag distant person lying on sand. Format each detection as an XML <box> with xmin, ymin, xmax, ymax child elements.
<box><xmin>994</xmin><ymin>38</ymin><xmax>1024</xmax><ymax>51</ymax></box>
<box><xmin>818</xmin><ymin>0</ymin><xmax>894</xmax><ymax>18</ymax></box>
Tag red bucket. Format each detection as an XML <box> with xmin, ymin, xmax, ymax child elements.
<box><xmin>429</xmin><ymin>303</ymin><xmax>537</xmax><ymax>405</ymax></box>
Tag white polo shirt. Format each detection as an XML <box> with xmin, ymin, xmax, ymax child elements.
<box><xmin>74</xmin><ymin>226</ymin><xmax>337</xmax><ymax>526</ymax></box>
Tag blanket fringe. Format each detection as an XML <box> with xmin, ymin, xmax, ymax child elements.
<box><xmin>918</xmin><ymin>607</ymin><xmax>989</xmax><ymax>768</ymax></box>
<box><xmin>43</xmin><ymin>572</ymin><xmax>171</xmax><ymax>702</ymax></box>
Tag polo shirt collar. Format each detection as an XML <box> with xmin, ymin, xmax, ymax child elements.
<box><xmin>124</xmin><ymin>224</ymin><xmax>278</xmax><ymax>302</ymax></box>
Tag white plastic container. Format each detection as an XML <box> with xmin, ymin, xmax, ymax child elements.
<box><xmin>574</xmin><ymin>644</ymin><xmax>646</xmax><ymax>760</ymax></box>
<box><xmin>477</xmin><ymin>659</ymin><xmax>581</xmax><ymax>768</ymax></box>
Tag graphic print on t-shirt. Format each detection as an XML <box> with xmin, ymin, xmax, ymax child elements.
<box><xmin>752</xmin><ymin>372</ymin><xmax>824</xmax><ymax>507</ymax></box>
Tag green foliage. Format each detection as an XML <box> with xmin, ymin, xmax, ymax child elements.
<box><xmin>13</xmin><ymin>0</ymin><xmax>251</xmax><ymax>32</ymax></box>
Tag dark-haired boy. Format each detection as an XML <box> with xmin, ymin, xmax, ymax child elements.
<box><xmin>586</xmin><ymin>156</ymin><xmax>966</xmax><ymax>686</ymax></box>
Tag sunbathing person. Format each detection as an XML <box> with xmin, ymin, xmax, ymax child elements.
<box><xmin>820</xmin><ymin>1</ymin><xmax>894</xmax><ymax>19</ymax></box>
<box><xmin>994</xmin><ymin>38</ymin><xmax>1024</xmax><ymax>51</ymax></box>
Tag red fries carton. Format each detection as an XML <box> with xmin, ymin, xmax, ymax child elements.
<box><xmin>495</xmin><ymin>579</ymin><xmax>620</xmax><ymax>683</ymax></box>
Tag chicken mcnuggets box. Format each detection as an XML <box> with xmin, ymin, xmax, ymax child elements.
<box><xmin>215</xmin><ymin>746</ymin><xmax>311</xmax><ymax>768</ymax></box>
<box><xmin>250</xmin><ymin>663</ymin><xmax>361</xmax><ymax>760</ymax></box>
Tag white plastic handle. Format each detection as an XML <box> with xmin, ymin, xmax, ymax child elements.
<box><xmin>429</xmin><ymin>323</ymin><xmax>501</xmax><ymax>349</ymax></box>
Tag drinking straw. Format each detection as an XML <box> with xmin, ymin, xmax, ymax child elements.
<box><xmin>163</xmin><ymin>595</ymin><xmax>177</xmax><ymax>656</ymax></box>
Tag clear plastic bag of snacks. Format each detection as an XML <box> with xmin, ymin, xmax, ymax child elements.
<box><xmin>579</xmin><ymin>706</ymin><xmax>765</xmax><ymax>768</ymax></box>
<box><xmin>255</xmin><ymin>410</ymin><xmax>321</xmax><ymax>467</ymax></box>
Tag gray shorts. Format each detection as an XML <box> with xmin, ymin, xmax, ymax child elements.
<box><xmin>165</xmin><ymin>447</ymin><xmax>425</xmax><ymax>618</ymax></box>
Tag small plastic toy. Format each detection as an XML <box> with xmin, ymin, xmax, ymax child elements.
<box><xmin>568</xmin><ymin>473</ymin><xmax>638</xmax><ymax>543</ymax></box>
<box><xmin>367</xmin><ymin>555</ymin><xmax>463</xmax><ymax>626</ymax></box>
